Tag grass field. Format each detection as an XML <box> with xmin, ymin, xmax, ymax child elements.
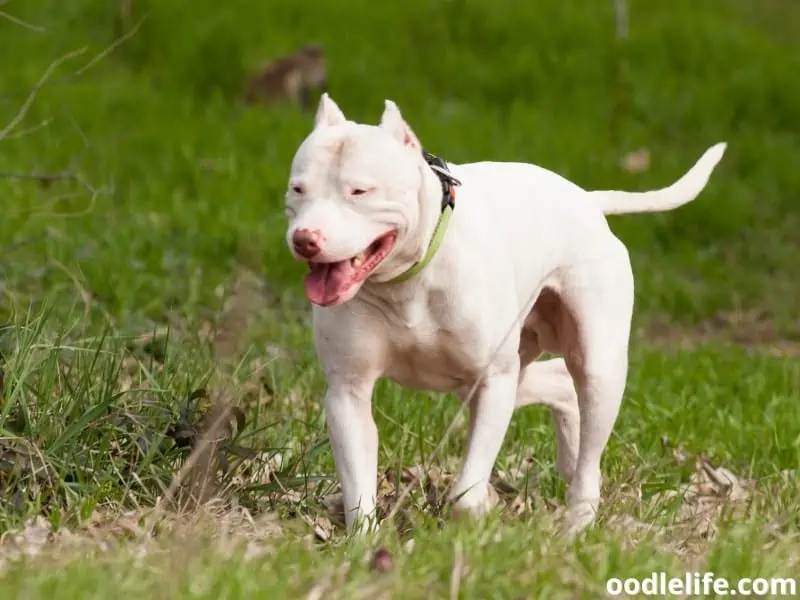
<box><xmin>0</xmin><ymin>0</ymin><xmax>798</xmax><ymax>597</ymax></box>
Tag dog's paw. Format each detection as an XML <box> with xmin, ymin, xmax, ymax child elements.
<box><xmin>347</xmin><ymin>516</ymin><xmax>381</xmax><ymax>539</ymax></box>
<box><xmin>344</xmin><ymin>507</ymin><xmax>382</xmax><ymax>538</ymax></box>
<box><xmin>562</xmin><ymin>498</ymin><xmax>599</xmax><ymax>539</ymax></box>
<box><xmin>449</xmin><ymin>483</ymin><xmax>499</xmax><ymax>519</ymax></box>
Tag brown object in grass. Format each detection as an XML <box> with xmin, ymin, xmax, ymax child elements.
<box><xmin>369</xmin><ymin>547</ymin><xmax>395</xmax><ymax>573</ymax></box>
<box><xmin>243</xmin><ymin>43</ymin><xmax>328</xmax><ymax>113</ymax></box>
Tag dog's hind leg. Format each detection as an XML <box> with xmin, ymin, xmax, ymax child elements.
<box><xmin>516</xmin><ymin>358</ymin><xmax>580</xmax><ymax>484</ymax></box>
<box><xmin>560</xmin><ymin>239</ymin><xmax>635</xmax><ymax>535</ymax></box>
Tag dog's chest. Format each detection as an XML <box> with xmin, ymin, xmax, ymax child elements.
<box><xmin>379</xmin><ymin>295</ymin><xmax>484</xmax><ymax>393</ymax></box>
<box><xmin>384</xmin><ymin>331</ymin><xmax>473</xmax><ymax>392</ymax></box>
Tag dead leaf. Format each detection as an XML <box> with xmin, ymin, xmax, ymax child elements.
<box><xmin>490</xmin><ymin>469</ymin><xmax>520</xmax><ymax>497</ymax></box>
<box><xmin>0</xmin><ymin>515</ymin><xmax>55</xmax><ymax>573</ymax></box>
<box><xmin>674</xmin><ymin>456</ymin><xmax>754</xmax><ymax>540</ymax></box>
<box><xmin>86</xmin><ymin>510</ymin><xmax>145</xmax><ymax>541</ymax></box>
<box><xmin>304</xmin><ymin>514</ymin><xmax>333</xmax><ymax>542</ymax></box>
<box><xmin>403</xmin><ymin>539</ymin><xmax>415</xmax><ymax>554</ymax></box>
<box><xmin>673</xmin><ymin>446</ymin><xmax>689</xmax><ymax>465</ymax></box>
<box><xmin>660</xmin><ymin>435</ymin><xmax>689</xmax><ymax>465</ymax></box>
<box><xmin>620</xmin><ymin>148</ymin><xmax>650</xmax><ymax>173</ymax></box>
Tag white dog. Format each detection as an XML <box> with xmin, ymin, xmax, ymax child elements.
<box><xmin>284</xmin><ymin>93</ymin><xmax>726</xmax><ymax>535</ymax></box>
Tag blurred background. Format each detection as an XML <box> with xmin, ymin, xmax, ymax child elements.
<box><xmin>0</xmin><ymin>1</ymin><xmax>798</xmax><ymax>577</ymax></box>
<box><xmin>0</xmin><ymin>0</ymin><xmax>797</xmax><ymax>343</ymax></box>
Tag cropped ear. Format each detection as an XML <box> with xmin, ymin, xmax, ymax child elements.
<box><xmin>379</xmin><ymin>99</ymin><xmax>421</xmax><ymax>151</ymax></box>
<box><xmin>314</xmin><ymin>93</ymin><xmax>346</xmax><ymax>129</ymax></box>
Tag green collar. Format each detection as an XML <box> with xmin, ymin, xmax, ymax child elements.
<box><xmin>388</xmin><ymin>150</ymin><xmax>460</xmax><ymax>284</ymax></box>
<box><xmin>388</xmin><ymin>203</ymin><xmax>454</xmax><ymax>283</ymax></box>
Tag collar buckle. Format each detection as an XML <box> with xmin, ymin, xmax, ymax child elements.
<box><xmin>422</xmin><ymin>149</ymin><xmax>461</xmax><ymax>211</ymax></box>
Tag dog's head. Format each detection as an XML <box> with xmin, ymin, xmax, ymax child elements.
<box><xmin>285</xmin><ymin>94</ymin><xmax>431</xmax><ymax>306</ymax></box>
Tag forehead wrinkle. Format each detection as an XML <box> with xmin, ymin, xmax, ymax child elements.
<box><xmin>291</xmin><ymin>130</ymin><xmax>346</xmax><ymax>181</ymax></box>
<box><xmin>336</xmin><ymin>132</ymin><xmax>397</xmax><ymax>183</ymax></box>
<box><xmin>328</xmin><ymin>133</ymin><xmax>377</xmax><ymax>187</ymax></box>
<box><xmin>329</xmin><ymin>136</ymin><xmax>348</xmax><ymax>175</ymax></box>
<box><xmin>304</xmin><ymin>126</ymin><xmax>347</xmax><ymax>180</ymax></box>
<box><xmin>321</xmin><ymin>134</ymin><xmax>347</xmax><ymax>160</ymax></box>
<box><xmin>296</xmin><ymin>124</ymin><xmax>407</xmax><ymax>188</ymax></box>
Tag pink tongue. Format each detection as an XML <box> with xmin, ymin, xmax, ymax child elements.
<box><xmin>304</xmin><ymin>261</ymin><xmax>356</xmax><ymax>305</ymax></box>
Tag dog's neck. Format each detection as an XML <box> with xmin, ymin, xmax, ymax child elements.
<box><xmin>372</xmin><ymin>155</ymin><xmax>448</xmax><ymax>284</ymax></box>
<box><xmin>409</xmin><ymin>154</ymin><xmax>452</xmax><ymax>270</ymax></box>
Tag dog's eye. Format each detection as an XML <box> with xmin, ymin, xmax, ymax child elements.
<box><xmin>290</xmin><ymin>184</ymin><xmax>305</xmax><ymax>195</ymax></box>
<box><xmin>350</xmin><ymin>188</ymin><xmax>369</xmax><ymax>197</ymax></box>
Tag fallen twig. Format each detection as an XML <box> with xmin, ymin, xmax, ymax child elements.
<box><xmin>0</xmin><ymin>9</ymin><xmax>45</xmax><ymax>32</ymax></box>
<box><xmin>0</xmin><ymin>47</ymin><xmax>87</xmax><ymax>142</ymax></box>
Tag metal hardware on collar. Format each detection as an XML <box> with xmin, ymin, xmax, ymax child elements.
<box><xmin>422</xmin><ymin>149</ymin><xmax>461</xmax><ymax>211</ymax></box>
<box><xmin>387</xmin><ymin>149</ymin><xmax>460</xmax><ymax>284</ymax></box>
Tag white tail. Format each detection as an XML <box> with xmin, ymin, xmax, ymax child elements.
<box><xmin>591</xmin><ymin>142</ymin><xmax>727</xmax><ymax>215</ymax></box>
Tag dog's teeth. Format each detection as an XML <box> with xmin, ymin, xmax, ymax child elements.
<box><xmin>352</xmin><ymin>252</ymin><xmax>365</xmax><ymax>268</ymax></box>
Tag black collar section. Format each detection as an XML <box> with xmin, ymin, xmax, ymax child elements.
<box><xmin>422</xmin><ymin>149</ymin><xmax>461</xmax><ymax>212</ymax></box>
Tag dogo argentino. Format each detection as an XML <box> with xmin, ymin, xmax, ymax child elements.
<box><xmin>284</xmin><ymin>93</ymin><xmax>726</xmax><ymax>535</ymax></box>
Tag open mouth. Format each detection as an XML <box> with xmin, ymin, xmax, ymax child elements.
<box><xmin>304</xmin><ymin>230</ymin><xmax>397</xmax><ymax>306</ymax></box>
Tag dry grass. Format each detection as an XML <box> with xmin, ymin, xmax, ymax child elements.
<box><xmin>639</xmin><ymin>308</ymin><xmax>800</xmax><ymax>357</ymax></box>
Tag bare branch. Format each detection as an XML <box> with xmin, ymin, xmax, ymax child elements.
<box><xmin>0</xmin><ymin>171</ymin><xmax>78</xmax><ymax>185</ymax></box>
<box><xmin>614</xmin><ymin>0</ymin><xmax>629</xmax><ymax>40</ymax></box>
<box><xmin>0</xmin><ymin>167</ymin><xmax>112</xmax><ymax>222</ymax></box>
<box><xmin>0</xmin><ymin>46</ymin><xmax>87</xmax><ymax>142</ymax></box>
<box><xmin>0</xmin><ymin>233</ymin><xmax>48</xmax><ymax>256</ymax></box>
<box><xmin>75</xmin><ymin>14</ymin><xmax>148</xmax><ymax>76</ymax></box>
<box><xmin>2</xmin><ymin>118</ymin><xmax>53</xmax><ymax>140</ymax></box>
<box><xmin>0</xmin><ymin>9</ymin><xmax>45</xmax><ymax>32</ymax></box>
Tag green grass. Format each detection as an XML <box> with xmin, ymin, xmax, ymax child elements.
<box><xmin>0</xmin><ymin>0</ymin><xmax>799</xmax><ymax>597</ymax></box>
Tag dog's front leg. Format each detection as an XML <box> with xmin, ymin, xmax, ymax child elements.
<box><xmin>450</xmin><ymin>363</ymin><xmax>520</xmax><ymax>515</ymax></box>
<box><xmin>324</xmin><ymin>378</ymin><xmax>379</xmax><ymax>534</ymax></box>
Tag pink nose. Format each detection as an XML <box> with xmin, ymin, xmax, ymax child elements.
<box><xmin>292</xmin><ymin>228</ymin><xmax>322</xmax><ymax>259</ymax></box>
